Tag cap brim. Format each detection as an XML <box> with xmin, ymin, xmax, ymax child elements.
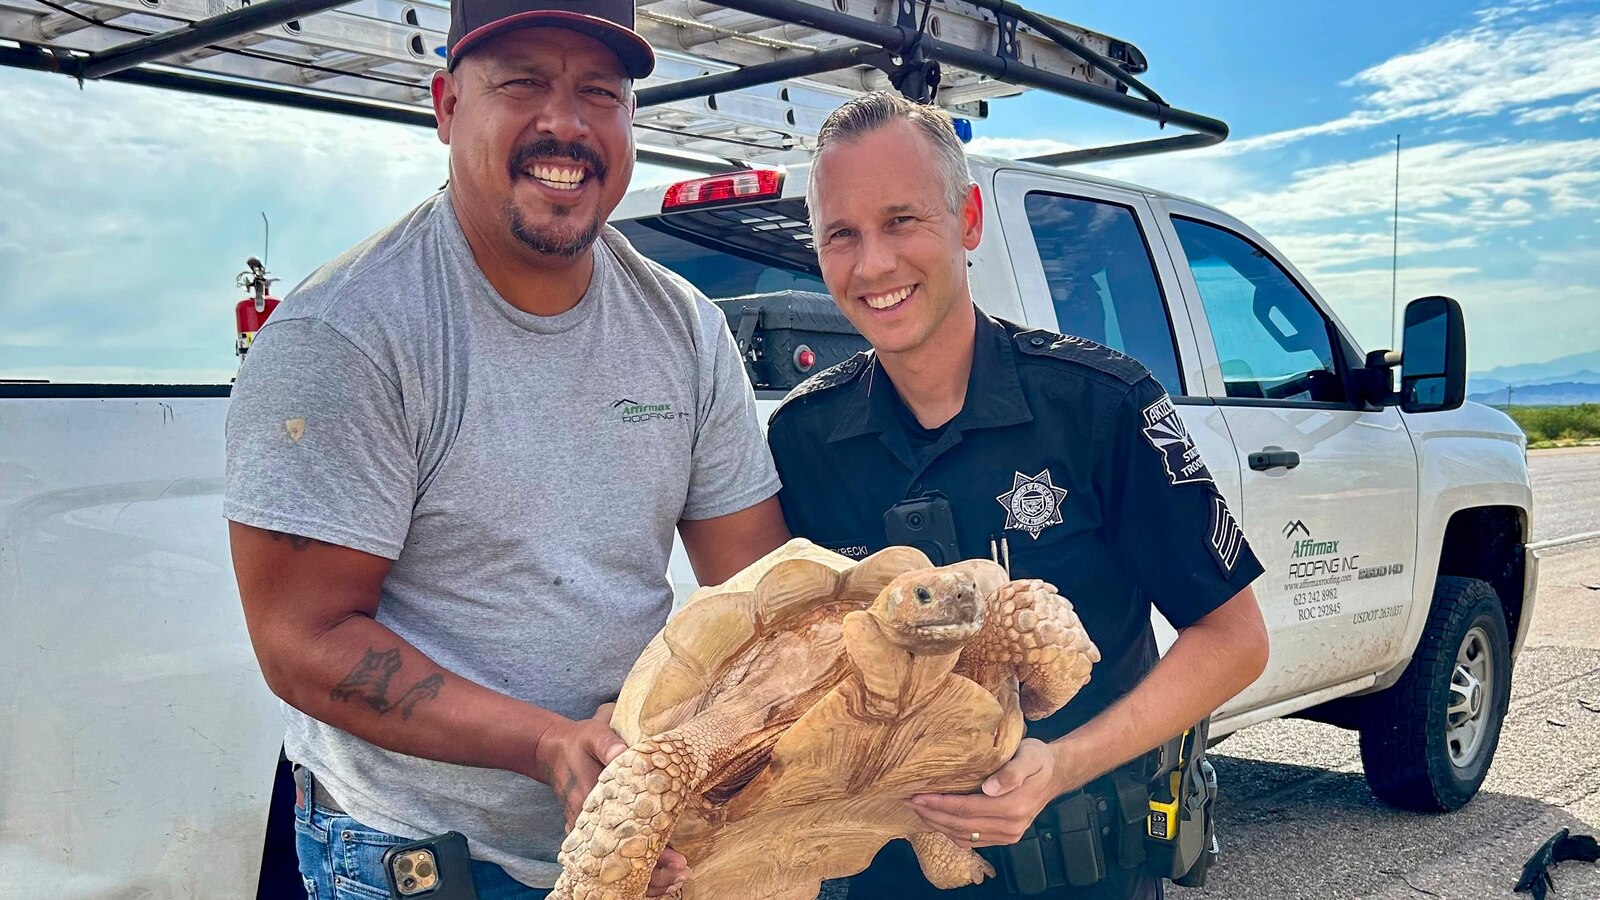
<box><xmin>451</xmin><ymin>11</ymin><xmax>655</xmax><ymax>79</ymax></box>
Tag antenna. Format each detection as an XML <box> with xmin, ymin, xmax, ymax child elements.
<box><xmin>261</xmin><ymin>212</ymin><xmax>270</xmax><ymax>267</ymax></box>
<box><xmin>1390</xmin><ymin>134</ymin><xmax>1401</xmax><ymax>349</ymax></box>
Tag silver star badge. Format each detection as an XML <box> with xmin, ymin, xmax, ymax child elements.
<box><xmin>996</xmin><ymin>469</ymin><xmax>1069</xmax><ymax>539</ymax></box>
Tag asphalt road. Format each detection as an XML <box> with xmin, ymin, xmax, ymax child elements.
<box><xmin>1168</xmin><ymin>450</ymin><xmax>1600</xmax><ymax>900</ymax></box>
<box><xmin>1529</xmin><ymin>447</ymin><xmax>1600</xmax><ymax>543</ymax></box>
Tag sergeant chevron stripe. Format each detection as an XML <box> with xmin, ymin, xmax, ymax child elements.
<box><xmin>1209</xmin><ymin>497</ymin><xmax>1244</xmax><ymax>576</ymax></box>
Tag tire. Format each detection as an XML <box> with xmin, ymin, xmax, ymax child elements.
<box><xmin>1357</xmin><ymin>576</ymin><xmax>1511</xmax><ymax>812</ymax></box>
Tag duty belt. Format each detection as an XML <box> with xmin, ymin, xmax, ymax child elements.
<box><xmin>986</xmin><ymin>762</ymin><xmax>1153</xmax><ymax>894</ymax></box>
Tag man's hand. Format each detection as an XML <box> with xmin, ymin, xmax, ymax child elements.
<box><xmin>908</xmin><ymin>739</ymin><xmax>1065</xmax><ymax>847</ymax></box>
<box><xmin>532</xmin><ymin>707</ymin><xmax>625</xmax><ymax>830</ymax></box>
<box><xmin>535</xmin><ymin>704</ymin><xmax>692</xmax><ymax>896</ymax></box>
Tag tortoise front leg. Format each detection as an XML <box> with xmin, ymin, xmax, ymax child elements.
<box><xmin>960</xmin><ymin>578</ymin><xmax>1099</xmax><ymax>720</ymax></box>
<box><xmin>551</xmin><ymin>727</ymin><xmax>716</xmax><ymax>900</ymax></box>
<box><xmin>907</xmin><ymin>832</ymin><xmax>996</xmax><ymax>888</ymax></box>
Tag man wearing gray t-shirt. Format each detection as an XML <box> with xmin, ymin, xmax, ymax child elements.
<box><xmin>224</xmin><ymin>0</ymin><xmax>788</xmax><ymax>896</ymax></box>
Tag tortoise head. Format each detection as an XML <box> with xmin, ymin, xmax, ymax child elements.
<box><xmin>870</xmin><ymin>567</ymin><xmax>985</xmax><ymax>654</ymax></box>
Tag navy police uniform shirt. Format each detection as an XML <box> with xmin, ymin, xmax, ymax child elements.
<box><xmin>766</xmin><ymin>311</ymin><xmax>1264</xmax><ymax>741</ymax></box>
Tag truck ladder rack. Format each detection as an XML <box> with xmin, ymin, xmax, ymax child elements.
<box><xmin>0</xmin><ymin>0</ymin><xmax>1227</xmax><ymax>170</ymax></box>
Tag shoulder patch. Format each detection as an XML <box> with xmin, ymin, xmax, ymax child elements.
<box><xmin>771</xmin><ymin>352</ymin><xmax>870</xmax><ymax>417</ymax></box>
<box><xmin>1139</xmin><ymin>393</ymin><xmax>1214</xmax><ymax>487</ymax></box>
<box><xmin>1013</xmin><ymin>329</ymin><xmax>1149</xmax><ymax>385</ymax></box>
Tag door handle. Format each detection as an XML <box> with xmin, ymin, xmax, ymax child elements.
<box><xmin>1249</xmin><ymin>448</ymin><xmax>1301</xmax><ymax>471</ymax></box>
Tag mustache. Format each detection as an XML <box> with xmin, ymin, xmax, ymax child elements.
<box><xmin>509</xmin><ymin>139</ymin><xmax>607</xmax><ymax>182</ymax></box>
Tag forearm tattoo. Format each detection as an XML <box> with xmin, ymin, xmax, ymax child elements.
<box><xmin>533</xmin><ymin>744</ymin><xmax>586</xmax><ymax>810</ymax></box>
<box><xmin>330</xmin><ymin>648</ymin><xmax>444</xmax><ymax>720</ymax></box>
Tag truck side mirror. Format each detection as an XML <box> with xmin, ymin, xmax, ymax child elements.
<box><xmin>1399</xmin><ymin>295</ymin><xmax>1467</xmax><ymax>413</ymax></box>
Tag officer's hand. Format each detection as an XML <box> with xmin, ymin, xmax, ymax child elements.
<box><xmin>534</xmin><ymin>703</ymin><xmax>692</xmax><ymax>896</ymax></box>
<box><xmin>907</xmin><ymin>739</ymin><xmax>1062</xmax><ymax>847</ymax></box>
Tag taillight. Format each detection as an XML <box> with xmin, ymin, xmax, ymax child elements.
<box><xmin>662</xmin><ymin>169</ymin><xmax>783</xmax><ymax>211</ymax></box>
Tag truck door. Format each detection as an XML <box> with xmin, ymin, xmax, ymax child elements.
<box><xmin>991</xmin><ymin>169</ymin><xmax>1247</xmax><ymax>651</ymax></box>
<box><xmin>1152</xmin><ymin>201</ymin><xmax>1420</xmax><ymax>712</ymax></box>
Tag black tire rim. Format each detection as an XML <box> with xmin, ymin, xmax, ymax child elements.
<box><xmin>1446</xmin><ymin>624</ymin><xmax>1494</xmax><ymax>768</ymax></box>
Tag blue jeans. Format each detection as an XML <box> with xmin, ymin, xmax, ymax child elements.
<box><xmin>293</xmin><ymin>791</ymin><xmax>550</xmax><ymax>900</ymax></box>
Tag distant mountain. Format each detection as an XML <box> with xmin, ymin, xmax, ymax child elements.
<box><xmin>1469</xmin><ymin>382</ymin><xmax>1600</xmax><ymax>407</ymax></box>
<box><xmin>1469</xmin><ymin>350</ymin><xmax>1600</xmax><ymax>388</ymax></box>
<box><xmin>1467</xmin><ymin>350</ymin><xmax>1600</xmax><ymax>404</ymax></box>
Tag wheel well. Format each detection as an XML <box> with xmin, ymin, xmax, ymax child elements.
<box><xmin>1436</xmin><ymin>506</ymin><xmax>1527</xmax><ymax>649</ymax></box>
<box><xmin>1291</xmin><ymin>505</ymin><xmax>1528</xmax><ymax>732</ymax></box>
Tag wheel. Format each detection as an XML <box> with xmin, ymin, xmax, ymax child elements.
<box><xmin>1357</xmin><ymin>576</ymin><xmax>1511</xmax><ymax>812</ymax></box>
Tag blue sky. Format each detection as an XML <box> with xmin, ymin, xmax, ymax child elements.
<box><xmin>1</xmin><ymin>0</ymin><xmax>1596</xmax><ymax>382</ymax></box>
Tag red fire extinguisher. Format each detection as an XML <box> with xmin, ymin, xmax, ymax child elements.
<box><xmin>236</xmin><ymin>256</ymin><xmax>281</xmax><ymax>359</ymax></box>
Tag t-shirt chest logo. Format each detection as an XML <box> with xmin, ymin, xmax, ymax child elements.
<box><xmin>996</xmin><ymin>469</ymin><xmax>1069</xmax><ymax>539</ymax></box>
<box><xmin>1140</xmin><ymin>394</ymin><xmax>1213</xmax><ymax>486</ymax></box>
<box><xmin>611</xmin><ymin>397</ymin><xmax>684</xmax><ymax>424</ymax></box>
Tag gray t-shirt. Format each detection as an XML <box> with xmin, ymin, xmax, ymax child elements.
<box><xmin>224</xmin><ymin>191</ymin><xmax>779</xmax><ymax>887</ymax></box>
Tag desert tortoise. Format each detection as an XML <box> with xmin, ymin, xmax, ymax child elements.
<box><xmin>552</xmin><ymin>539</ymin><xmax>1099</xmax><ymax>900</ymax></box>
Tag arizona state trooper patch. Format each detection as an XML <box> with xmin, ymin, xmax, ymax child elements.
<box><xmin>1140</xmin><ymin>394</ymin><xmax>1213</xmax><ymax>486</ymax></box>
<box><xmin>996</xmin><ymin>469</ymin><xmax>1069</xmax><ymax>539</ymax></box>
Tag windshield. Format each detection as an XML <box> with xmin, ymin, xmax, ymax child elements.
<box><xmin>614</xmin><ymin>198</ymin><xmax>826</xmax><ymax>299</ymax></box>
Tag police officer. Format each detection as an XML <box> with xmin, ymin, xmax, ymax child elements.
<box><xmin>767</xmin><ymin>92</ymin><xmax>1270</xmax><ymax>900</ymax></box>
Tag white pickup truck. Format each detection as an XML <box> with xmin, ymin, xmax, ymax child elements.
<box><xmin>0</xmin><ymin>154</ymin><xmax>1538</xmax><ymax>897</ymax></box>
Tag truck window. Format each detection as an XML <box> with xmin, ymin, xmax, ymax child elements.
<box><xmin>1170</xmin><ymin>217</ymin><xmax>1347</xmax><ymax>404</ymax></box>
<box><xmin>614</xmin><ymin>200</ymin><xmax>827</xmax><ymax>298</ymax></box>
<box><xmin>1021</xmin><ymin>192</ymin><xmax>1183</xmax><ymax>396</ymax></box>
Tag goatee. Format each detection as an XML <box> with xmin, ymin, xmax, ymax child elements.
<box><xmin>506</xmin><ymin>200</ymin><xmax>602</xmax><ymax>259</ymax></box>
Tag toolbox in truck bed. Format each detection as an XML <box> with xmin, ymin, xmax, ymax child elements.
<box><xmin>714</xmin><ymin>292</ymin><xmax>868</xmax><ymax>392</ymax></box>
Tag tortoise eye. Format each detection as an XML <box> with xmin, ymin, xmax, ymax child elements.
<box><xmin>914</xmin><ymin>586</ymin><xmax>932</xmax><ymax>603</ymax></box>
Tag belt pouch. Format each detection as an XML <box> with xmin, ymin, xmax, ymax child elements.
<box><xmin>995</xmin><ymin>824</ymin><xmax>1051</xmax><ymax>896</ymax></box>
<box><xmin>1109</xmin><ymin>772</ymin><xmax>1150</xmax><ymax>870</ymax></box>
<box><xmin>1048</xmin><ymin>790</ymin><xmax>1107</xmax><ymax>887</ymax></box>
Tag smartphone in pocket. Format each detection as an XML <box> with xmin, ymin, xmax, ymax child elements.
<box><xmin>382</xmin><ymin>830</ymin><xmax>478</xmax><ymax>899</ymax></box>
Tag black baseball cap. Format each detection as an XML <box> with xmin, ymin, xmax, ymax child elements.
<box><xmin>445</xmin><ymin>0</ymin><xmax>655</xmax><ymax>78</ymax></box>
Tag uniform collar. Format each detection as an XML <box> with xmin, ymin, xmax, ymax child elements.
<box><xmin>827</xmin><ymin>309</ymin><xmax>1034</xmax><ymax>445</ymax></box>
<box><xmin>955</xmin><ymin>311</ymin><xmax>1034</xmax><ymax>431</ymax></box>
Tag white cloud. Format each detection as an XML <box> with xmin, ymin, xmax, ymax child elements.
<box><xmin>1221</xmin><ymin>138</ymin><xmax>1600</xmax><ymax>230</ymax></box>
<box><xmin>1513</xmin><ymin>92</ymin><xmax>1600</xmax><ymax>124</ymax></box>
<box><xmin>1350</xmin><ymin>19</ymin><xmax>1598</xmax><ymax>117</ymax></box>
<box><xmin>1474</xmin><ymin>0</ymin><xmax>1574</xmax><ymax>26</ymax></box>
<box><xmin>0</xmin><ymin>69</ymin><xmax>448</xmax><ymax>381</ymax></box>
<box><xmin>1211</xmin><ymin>9</ymin><xmax>1600</xmax><ymax>156</ymax></box>
<box><xmin>1498</xmin><ymin>197</ymin><xmax>1534</xmax><ymax>216</ymax></box>
<box><xmin>1213</xmin><ymin>112</ymin><xmax>1391</xmax><ymax>156</ymax></box>
<box><xmin>1268</xmin><ymin>233</ymin><xmax>1480</xmax><ymax>275</ymax></box>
